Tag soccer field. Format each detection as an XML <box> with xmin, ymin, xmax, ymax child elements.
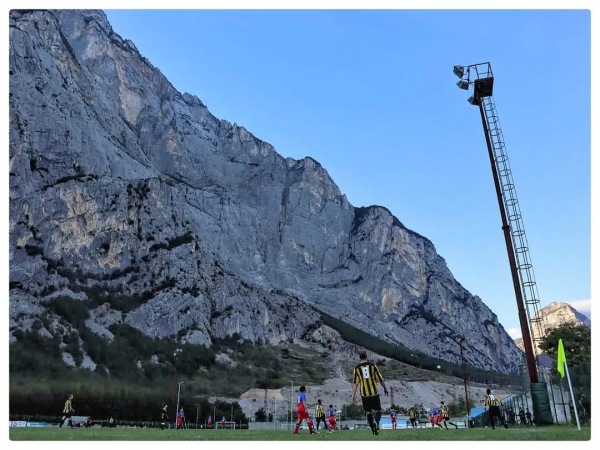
<box><xmin>9</xmin><ymin>425</ymin><xmax>590</xmax><ymax>441</ymax></box>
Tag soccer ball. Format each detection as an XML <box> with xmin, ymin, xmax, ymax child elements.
<box><xmin>436</xmin><ymin>365</ymin><xmax>441</xmax><ymax>370</ymax></box>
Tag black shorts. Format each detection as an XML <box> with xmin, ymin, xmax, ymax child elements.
<box><xmin>489</xmin><ymin>406</ymin><xmax>501</xmax><ymax>418</ymax></box>
<box><xmin>361</xmin><ymin>394</ymin><xmax>382</xmax><ymax>412</ymax></box>
<box><xmin>62</xmin><ymin>412</ymin><xmax>72</xmax><ymax>418</ymax></box>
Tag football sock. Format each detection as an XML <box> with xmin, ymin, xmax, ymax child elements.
<box><xmin>367</xmin><ymin>413</ymin><xmax>375</xmax><ymax>433</ymax></box>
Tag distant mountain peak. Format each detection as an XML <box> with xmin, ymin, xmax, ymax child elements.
<box><xmin>513</xmin><ymin>301</ymin><xmax>591</xmax><ymax>351</ymax></box>
<box><xmin>539</xmin><ymin>301</ymin><xmax>591</xmax><ymax>330</ymax></box>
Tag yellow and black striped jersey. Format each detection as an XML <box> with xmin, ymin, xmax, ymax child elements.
<box><xmin>315</xmin><ymin>403</ymin><xmax>324</xmax><ymax>418</ymax></box>
<box><xmin>63</xmin><ymin>398</ymin><xmax>73</xmax><ymax>414</ymax></box>
<box><xmin>484</xmin><ymin>394</ymin><xmax>502</xmax><ymax>406</ymax></box>
<box><xmin>353</xmin><ymin>361</ymin><xmax>384</xmax><ymax>397</ymax></box>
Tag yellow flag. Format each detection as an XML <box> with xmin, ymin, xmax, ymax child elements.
<box><xmin>557</xmin><ymin>338</ymin><xmax>566</xmax><ymax>378</ymax></box>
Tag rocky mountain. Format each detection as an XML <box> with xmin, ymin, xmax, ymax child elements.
<box><xmin>8</xmin><ymin>9</ymin><xmax>522</xmax><ymax>374</ymax></box>
<box><xmin>539</xmin><ymin>301</ymin><xmax>591</xmax><ymax>329</ymax></box>
<box><xmin>514</xmin><ymin>302</ymin><xmax>591</xmax><ymax>352</ymax></box>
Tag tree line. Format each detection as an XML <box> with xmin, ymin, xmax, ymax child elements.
<box><xmin>9</xmin><ymin>376</ymin><xmax>248</xmax><ymax>426</ymax></box>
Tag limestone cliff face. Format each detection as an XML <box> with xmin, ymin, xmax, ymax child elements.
<box><xmin>9</xmin><ymin>9</ymin><xmax>522</xmax><ymax>373</ymax></box>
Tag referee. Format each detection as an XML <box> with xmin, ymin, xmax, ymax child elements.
<box><xmin>351</xmin><ymin>351</ymin><xmax>389</xmax><ymax>436</ymax></box>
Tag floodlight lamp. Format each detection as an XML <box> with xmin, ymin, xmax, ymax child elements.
<box><xmin>456</xmin><ymin>79</ymin><xmax>469</xmax><ymax>90</ymax></box>
<box><xmin>467</xmin><ymin>95</ymin><xmax>479</xmax><ymax>105</ymax></box>
<box><xmin>453</xmin><ymin>65</ymin><xmax>465</xmax><ymax>78</ymax></box>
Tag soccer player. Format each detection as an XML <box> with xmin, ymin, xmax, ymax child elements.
<box><xmin>220</xmin><ymin>415</ymin><xmax>226</xmax><ymax>429</ymax></box>
<box><xmin>327</xmin><ymin>404</ymin><xmax>337</xmax><ymax>432</ymax></box>
<box><xmin>177</xmin><ymin>407</ymin><xmax>185</xmax><ymax>429</ymax></box>
<box><xmin>390</xmin><ymin>410</ymin><xmax>397</xmax><ymax>430</ymax></box>
<box><xmin>429</xmin><ymin>406</ymin><xmax>443</xmax><ymax>429</ymax></box>
<box><xmin>484</xmin><ymin>388</ymin><xmax>508</xmax><ymax>429</ymax></box>
<box><xmin>159</xmin><ymin>403</ymin><xmax>168</xmax><ymax>430</ymax></box>
<box><xmin>440</xmin><ymin>401</ymin><xmax>458</xmax><ymax>429</ymax></box>
<box><xmin>293</xmin><ymin>385</ymin><xmax>316</xmax><ymax>435</ymax></box>
<box><xmin>207</xmin><ymin>415</ymin><xmax>213</xmax><ymax>429</ymax></box>
<box><xmin>436</xmin><ymin>407</ymin><xmax>444</xmax><ymax>428</ymax></box>
<box><xmin>408</xmin><ymin>406</ymin><xmax>419</xmax><ymax>429</ymax></box>
<box><xmin>315</xmin><ymin>399</ymin><xmax>325</xmax><ymax>431</ymax></box>
<box><xmin>59</xmin><ymin>394</ymin><xmax>75</xmax><ymax>428</ymax></box>
<box><xmin>351</xmin><ymin>351</ymin><xmax>389</xmax><ymax>436</ymax></box>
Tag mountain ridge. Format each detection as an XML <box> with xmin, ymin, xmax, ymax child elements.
<box><xmin>9</xmin><ymin>9</ymin><xmax>522</xmax><ymax>376</ymax></box>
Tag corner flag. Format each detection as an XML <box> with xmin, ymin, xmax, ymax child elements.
<box><xmin>556</xmin><ymin>337</ymin><xmax>580</xmax><ymax>430</ymax></box>
<box><xmin>556</xmin><ymin>338</ymin><xmax>566</xmax><ymax>378</ymax></box>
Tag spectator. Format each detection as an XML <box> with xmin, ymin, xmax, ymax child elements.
<box><xmin>519</xmin><ymin>408</ymin><xmax>526</xmax><ymax>426</ymax></box>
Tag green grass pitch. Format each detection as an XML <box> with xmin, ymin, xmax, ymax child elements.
<box><xmin>9</xmin><ymin>425</ymin><xmax>590</xmax><ymax>441</ymax></box>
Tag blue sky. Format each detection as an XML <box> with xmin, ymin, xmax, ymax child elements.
<box><xmin>101</xmin><ymin>7</ymin><xmax>592</xmax><ymax>339</ymax></box>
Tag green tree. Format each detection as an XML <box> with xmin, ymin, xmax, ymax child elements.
<box><xmin>538</xmin><ymin>323</ymin><xmax>590</xmax><ymax>423</ymax></box>
<box><xmin>342</xmin><ymin>403</ymin><xmax>364</xmax><ymax>420</ymax></box>
<box><xmin>448</xmin><ymin>398</ymin><xmax>462</xmax><ymax>416</ymax></box>
<box><xmin>255</xmin><ymin>407</ymin><xmax>267</xmax><ymax>422</ymax></box>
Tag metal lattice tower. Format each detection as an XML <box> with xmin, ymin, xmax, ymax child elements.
<box><xmin>478</xmin><ymin>94</ymin><xmax>547</xmax><ymax>351</ymax></box>
<box><xmin>453</xmin><ymin>62</ymin><xmax>547</xmax><ymax>382</ymax></box>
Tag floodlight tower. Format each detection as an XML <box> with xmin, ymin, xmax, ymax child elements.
<box><xmin>453</xmin><ymin>62</ymin><xmax>552</xmax><ymax>424</ymax></box>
